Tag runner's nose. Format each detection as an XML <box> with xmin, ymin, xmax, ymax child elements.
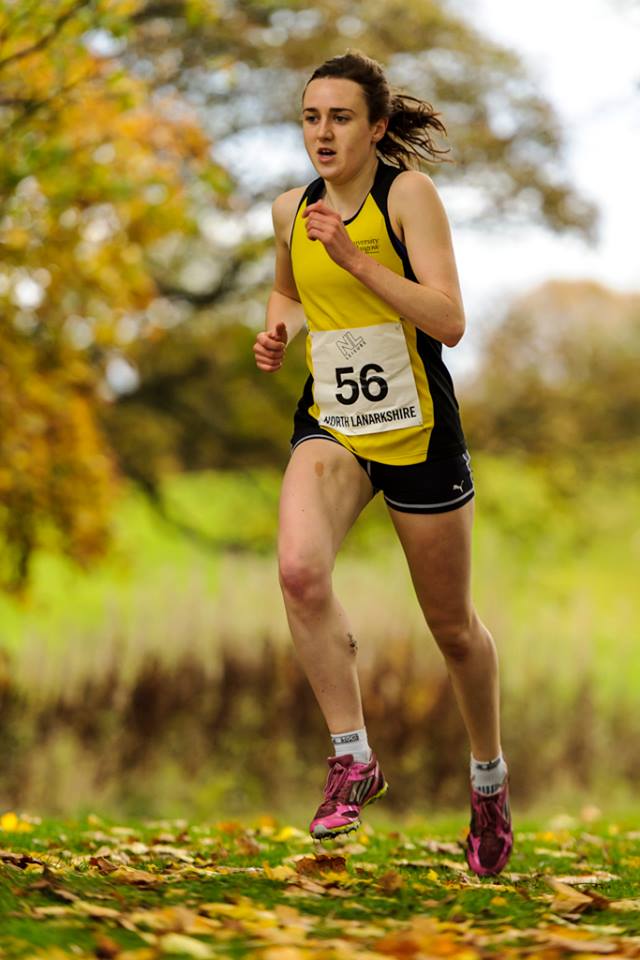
<box><xmin>317</xmin><ymin>118</ymin><xmax>334</xmax><ymax>140</ymax></box>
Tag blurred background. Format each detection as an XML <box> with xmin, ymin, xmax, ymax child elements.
<box><xmin>1</xmin><ymin>0</ymin><xmax>638</xmax><ymax>822</ymax></box>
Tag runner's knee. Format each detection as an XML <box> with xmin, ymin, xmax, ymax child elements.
<box><xmin>428</xmin><ymin>613</ymin><xmax>478</xmax><ymax>661</ymax></box>
<box><xmin>278</xmin><ymin>555</ymin><xmax>332</xmax><ymax>609</ymax></box>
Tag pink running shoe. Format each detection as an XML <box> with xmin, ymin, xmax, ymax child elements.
<box><xmin>310</xmin><ymin>752</ymin><xmax>388</xmax><ymax>839</ymax></box>
<box><xmin>466</xmin><ymin>777</ymin><xmax>513</xmax><ymax>876</ymax></box>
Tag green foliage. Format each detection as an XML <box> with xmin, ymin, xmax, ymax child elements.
<box><xmin>100</xmin><ymin>319</ymin><xmax>309</xmax><ymax>488</ymax></box>
<box><xmin>462</xmin><ymin>280</ymin><xmax>640</xmax><ymax>464</ymax></box>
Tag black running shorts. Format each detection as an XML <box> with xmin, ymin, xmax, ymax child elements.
<box><xmin>290</xmin><ymin>416</ymin><xmax>474</xmax><ymax>515</ymax></box>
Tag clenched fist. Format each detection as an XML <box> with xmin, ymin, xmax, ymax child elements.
<box><xmin>253</xmin><ymin>321</ymin><xmax>288</xmax><ymax>372</ymax></box>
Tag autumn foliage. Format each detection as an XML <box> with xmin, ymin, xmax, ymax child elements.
<box><xmin>0</xmin><ymin>0</ymin><xmax>229</xmax><ymax>590</ymax></box>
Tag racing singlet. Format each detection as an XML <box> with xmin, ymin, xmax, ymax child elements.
<box><xmin>290</xmin><ymin>159</ymin><xmax>466</xmax><ymax>465</ymax></box>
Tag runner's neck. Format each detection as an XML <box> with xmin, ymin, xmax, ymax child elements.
<box><xmin>323</xmin><ymin>158</ymin><xmax>379</xmax><ymax>222</ymax></box>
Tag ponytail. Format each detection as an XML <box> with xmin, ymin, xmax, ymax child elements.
<box><xmin>383</xmin><ymin>92</ymin><xmax>451</xmax><ymax>168</ymax></box>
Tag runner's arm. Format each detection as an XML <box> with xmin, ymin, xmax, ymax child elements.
<box><xmin>255</xmin><ymin>192</ymin><xmax>307</xmax><ymax>372</ymax></box>
<box><xmin>348</xmin><ymin>172</ymin><xmax>465</xmax><ymax>347</ymax></box>
<box><xmin>304</xmin><ymin>174</ymin><xmax>465</xmax><ymax>347</ymax></box>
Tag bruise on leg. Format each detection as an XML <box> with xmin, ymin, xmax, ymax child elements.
<box><xmin>314</xmin><ymin>461</ymin><xmax>324</xmax><ymax>477</ymax></box>
<box><xmin>348</xmin><ymin>632</ymin><xmax>358</xmax><ymax>655</ymax></box>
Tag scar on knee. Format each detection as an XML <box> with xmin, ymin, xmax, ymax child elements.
<box><xmin>348</xmin><ymin>633</ymin><xmax>358</xmax><ymax>654</ymax></box>
<box><xmin>314</xmin><ymin>461</ymin><xmax>324</xmax><ymax>477</ymax></box>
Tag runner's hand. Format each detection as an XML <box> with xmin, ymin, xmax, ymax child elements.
<box><xmin>303</xmin><ymin>199</ymin><xmax>362</xmax><ymax>272</ymax></box>
<box><xmin>253</xmin><ymin>321</ymin><xmax>288</xmax><ymax>372</ymax></box>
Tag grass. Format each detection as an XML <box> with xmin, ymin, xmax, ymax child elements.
<box><xmin>2</xmin><ymin>807</ymin><xmax>640</xmax><ymax>958</ymax></box>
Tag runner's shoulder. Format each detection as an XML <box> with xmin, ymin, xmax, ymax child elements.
<box><xmin>272</xmin><ymin>186</ymin><xmax>306</xmax><ymax>244</ymax></box>
<box><xmin>388</xmin><ymin>170</ymin><xmax>444</xmax><ymax>215</ymax></box>
<box><xmin>388</xmin><ymin>169</ymin><xmax>440</xmax><ymax>203</ymax></box>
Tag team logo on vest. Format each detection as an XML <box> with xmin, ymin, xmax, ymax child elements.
<box><xmin>354</xmin><ymin>237</ymin><xmax>380</xmax><ymax>255</ymax></box>
<box><xmin>336</xmin><ymin>331</ymin><xmax>366</xmax><ymax>360</ymax></box>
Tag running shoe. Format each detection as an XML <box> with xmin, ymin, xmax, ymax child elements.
<box><xmin>310</xmin><ymin>752</ymin><xmax>388</xmax><ymax>839</ymax></box>
<box><xmin>465</xmin><ymin>777</ymin><xmax>513</xmax><ymax>876</ymax></box>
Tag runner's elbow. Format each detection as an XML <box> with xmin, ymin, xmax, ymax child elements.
<box><xmin>444</xmin><ymin>327</ymin><xmax>464</xmax><ymax>348</ymax></box>
<box><xmin>442</xmin><ymin>312</ymin><xmax>465</xmax><ymax>348</ymax></box>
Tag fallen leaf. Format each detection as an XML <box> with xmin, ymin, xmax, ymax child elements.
<box><xmin>376</xmin><ymin>916</ymin><xmax>473</xmax><ymax>958</ymax></box>
<box><xmin>610</xmin><ymin>898</ymin><xmax>640</xmax><ymax>912</ymax></box>
<box><xmin>535</xmin><ymin>847</ymin><xmax>579</xmax><ymax>858</ymax></box>
<box><xmin>538</xmin><ymin>925</ymin><xmax>618</xmax><ymax>954</ymax></box>
<box><xmin>109</xmin><ymin>866</ymin><xmax>160</xmax><ymax>885</ymax></box>
<box><xmin>129</xmin><ymin>906</ymin><xmax>222</xmax><ymax>934</ymax></box>
<box><xmin>547</xmin><ymin>878</ymin><xmax>609</xmax><ymax>915</ymax></box>
<box><xmin>74</xmin><ymin>900</ymin><xmax>123</xmax><ymax>919</ymax></box>
<box><xmin>236</xmin><ymin>835</ymin><xmax>263</xmax><ymax>856</ymax></box>
<box><xmin>283</xmin><ymin>878</ymin><xmax>325</xmax><ymax>897</ymax></box>
<box><xmin>123</xmin><ymin>841</ymin><xmax>150</xmax><ymax>855</ymax></box>
<box><xmin>340</xmin><ymin>841</ymin><xmax>368</xmax><ymax>854</ymax></box>
<box><xmin>150</xmin><ymin>845</ymin><xmax>194</xmax><ymax>862</ymax></box>
<box><xmin>377</xmin><ymin>869</ymin><xmax>405</xmax><ymax>893</ymax></box>
<box><xmin>263</xmin><ymin>862</ymin><xmax>298</xmax><ymax>882</ymax></box>
<box><xmin>392</xmin><ymin>857</ymin><xmax>469</xmax><ymax>874</ymax></box>
<box><xmin>353</xmin><ymin>862</ymin><xmax>378</xmax><ymax>875</ymax></box>
<box><xmin>293</xmin><ymin>854</ymin><xmax>347</xmax><ymax>877</ymax></box>
<box><xmin>95</xmin><ymin>935</ymin><xmax>121</xmax><ymax>959</ymax></box>
<box><xmin>0</xmin><ymin>849</ymin><xmax>45</xmax><ymax>868</ymax></box>
<box><xmin>215</xmin><ymin>821</ymin><xmax>244</xmax><ymax>834</ymax></box>
<box><xmin>554</xmin><ymin>872</ymin><xmax>619</xmax><ymax>885</ymax></box>
<box><xmin>159</xmin><ymin>932</ymin><xmax>215</xmax><ymax>957</ymax></box>
<box><xmin>260</xmin><ymin>949</ymin><xmax>307</xmax><ymax>960</ymax></box>
<box><xmin>419</xmin><ymin>839</ymin><xmax>463</xmax><ymax>855</ymax></box>
<box><xmin>31</xmin><ymin>905</ymin><xmax>75</xmax><ymax>918</ymax></box>
<box><xmin>272</xmin><ymin>826</ymin><xmax>306</xmax><ymax>842</ymax></box>
<box><xmin>89</xmin><ymin>855</ymin><xmax>118</xmax><ymax>873</ymax></box>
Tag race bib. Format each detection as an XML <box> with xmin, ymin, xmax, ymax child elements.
<box><xmin>310</xmin><ymin>323</ymin><xmax>423</xmax><ymax>436</ymax></box>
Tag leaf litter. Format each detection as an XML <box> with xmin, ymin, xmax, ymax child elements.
<box><xmin>2</xmin><ymin>812</ymin><xmax>640</xmax><ymax>957</ymax></box>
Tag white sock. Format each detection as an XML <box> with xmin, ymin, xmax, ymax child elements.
<box><xmin>470</xmin><ymin>752</ymin><xmax>508</xmax><ymax>795</ymax></box>
<box><xmin>331</xmin><ymin>727</ymin><xmax>372</xmax><ymax>764</ymax></box>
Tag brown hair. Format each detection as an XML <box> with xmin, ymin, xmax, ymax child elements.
<box><xmin>303</xmin><ymin>50</ymin><xmax>451</xmax><ymax>169</ymax></box>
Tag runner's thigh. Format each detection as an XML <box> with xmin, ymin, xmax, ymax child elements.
<box><xmin>387</xmin><ymin>499</ymin><xmax>474</xmax><ymax>626</ymax></box>
<box><xmin>279</xmin><ymin>439</ymin><xmax>374</xmax><ymax>572</ymax></box>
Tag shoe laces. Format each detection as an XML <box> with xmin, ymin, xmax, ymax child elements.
<box><xmin>475</xmin><ymin>793</ymin><xmax>503</xmax><ymax>833</ymax></box>
<box><xmin>317</xmin><ymin>760</ymin><xmax>354</xmax><ymax>815</ymax></box>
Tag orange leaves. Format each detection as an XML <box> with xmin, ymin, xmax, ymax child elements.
<box><xmin>262</xmin><ymin>851</ymin><xmax>354</xmax><ymax>899</ymax></box>
<box><xmin>0</xmin><ymin>341</ymin><xmax>115</xmax><ymax>590</ymax></box>
<box><xmin>0</xmin><ymin>1</ymin><xmax>232</xmax><ymax>591</ymax></box>
<box><xmin>376</xmin><ymin>868</ymin><xmax>405</xmax><ymax>894</ymax></box>
<box><xmin>294</xmin><ymin>853</ymin><xmax>348</xmax><ymax>877</ymax></box>
<box><xmin>376</xmin><ymin>917</ymin><xmax>477</xmax><ymax>958</ymax></box>
<box><xmin>547</xmin><ymin>877</ymin><xmax>611</xmax><ymax>916</ymax></box>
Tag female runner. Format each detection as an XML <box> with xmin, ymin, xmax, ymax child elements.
<box><xmin>253</xmin><ymin>50</ymin><xmax>512</xmax><ymax>876</ymax></box>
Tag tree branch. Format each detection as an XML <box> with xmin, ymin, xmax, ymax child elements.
<box><xmin>0</xmin><ymin>0</ymin><xmax>91</xmax><ymax>72</ymax></box>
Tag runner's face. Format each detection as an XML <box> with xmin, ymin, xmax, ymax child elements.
<box><xmin>302</xmin><ymin>78</ymin><xmax>386</xmax><ymax>182</ymax></box>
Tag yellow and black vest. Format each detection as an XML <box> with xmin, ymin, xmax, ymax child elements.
<box><xmin>290</xmin><ymin>160</ymin><xmax>466</xmax><ymax>465</ymax></box>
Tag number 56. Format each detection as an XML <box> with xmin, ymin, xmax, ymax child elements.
<box><xmin>335</xmin><ymin>364</ymin><xmax>389</xmax><ymax>405</ymax></box>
